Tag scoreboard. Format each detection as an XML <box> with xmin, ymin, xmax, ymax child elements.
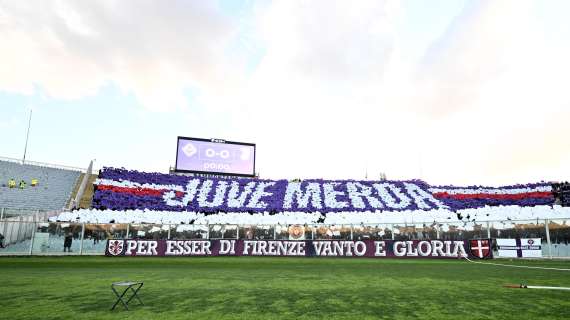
<box><xmin>175</xmin><ymin>136</ymin><xmax>256</xmax><ymax>177</ymax></box>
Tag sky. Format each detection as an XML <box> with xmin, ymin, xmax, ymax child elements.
<box><xmin>0</xmin><ymin>0</ymin><xmax>569</xmax><ymax>186</ymax></box>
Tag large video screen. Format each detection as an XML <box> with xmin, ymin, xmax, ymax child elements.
<box><xmin>175</xmin><ymin>137</ymin><xmax>256</xmax><ymax>177</ymax></box>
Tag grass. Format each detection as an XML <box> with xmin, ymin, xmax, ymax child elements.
<box><xmin>0</xmin><ymin>257</ymin><xmax>569</xmax><ymax>319</ymax></box>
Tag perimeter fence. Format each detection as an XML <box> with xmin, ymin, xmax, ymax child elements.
<box><xmin>1</xmin><ymin>218</ymin><xmax>569</xmax><ymax>257</ymax></box>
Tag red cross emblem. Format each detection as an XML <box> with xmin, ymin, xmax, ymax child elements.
<box><xmin>469</xmin><ymin>239</ymin><xmax>491</xmax><ymax>259</ymax></box>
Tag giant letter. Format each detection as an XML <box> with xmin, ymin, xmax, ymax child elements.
<box><xmin>163</xmin><ymin>179</ymin><xmax>201</xmax><ymax>207</ymax></box>
<box><xmin>373</xmin><ymin>183</ymin><xmax>411</xmax><ymax>209</ymax></box>
<box><xmin>323</xmin><ymin>183</ymin><xmax>348</xmax><ymax>209</ymax></box>
<box><xmin>283</xmin><ymin>182</ymin><xmax>323</xmax><ymax>209</ymax></box>
<box><xmin>404</xmin><ymin>183</ymin><xmax>446</xmax><ymax>210</ymax></box>
<box><xmin>247</xmin><ymin>182</ymin><xmax>276</xmax><ymax>209</ymax></box>
<box><xmin>227</xmin><ymin>181</ymin><xmax>256</xmax><ymax>208</ymax></box>
<box><xmin>198</xmin><ymin>180</ymin><xmax>228</xmax><ymax>207</ymax></box>
<box><xmin>346</xmin><ymin>182</ymin><xmax>384</xmax><ymax>209</ymax></box>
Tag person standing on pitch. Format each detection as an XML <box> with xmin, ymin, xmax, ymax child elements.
<box><xmin>63</xmin><ymin>230</ymin><xmax>73</xmax><ymax>252</ymax></box>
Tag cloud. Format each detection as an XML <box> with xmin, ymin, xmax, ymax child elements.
<box><xmin>220</xmin><ymin>0</ymin><xmax>422</xmax><ymax>179</ymax></box>
<box><xmin>408</xmin><ymin>0</ymin><xmax>570</xmax><ymax>184</ymax></box>
<box><xmin>234</xmin><ymin>0</ymin><xmax>570</xmax><ymax>183</ymax></box>
<box><xmin>0</xmin><ymin>0</ymin><xmax>240</xmax><ymax>110</ymax></box>
<box><xmin>408</xmin><ymin>0</ymin><xmax>534</xmax><ymax>117</ymax></box>
<box><xmin>257</xmin><ymin>0</ymin><xmax>399</xmax><ymax>84</ymax></box>
<box><xmin>1</xmin><ymin>0</ymin><xmax>569</xmax><ymax>184</ymax></box>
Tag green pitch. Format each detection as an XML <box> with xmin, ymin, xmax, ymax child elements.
<box><xmin>0</xmin><ymin>257</ymin><xmax>569</xmax><ymax>319</ymax></box>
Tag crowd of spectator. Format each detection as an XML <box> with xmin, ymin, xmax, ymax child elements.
<box><xmin>552</xmin><ymin>182</ymin><xmax>570</xmax><ymax>206</ymax></box>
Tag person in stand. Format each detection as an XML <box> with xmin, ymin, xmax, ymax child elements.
<box><xmin>19</xmin><ymin>179</ymin><xmax>26</xmax><ymax>189</ymax></box>
<box><xmin>31</xmin><ymin>178</ymin><xmax>38</xmax><ymax>187</ymax></box>
<box><xmin>8</xmin><ymin>178</ymin><xmax>16</xmax><ymax>188</ymax></box>
<box><xmin>63</xmin><ymin>231</ymin><xmax>73</xmax><ymax>252</ymax></box>
<box><xmin>0</xmin><ymin>232</ymin><xmax>5</xmax><ymax>248</ymax></box>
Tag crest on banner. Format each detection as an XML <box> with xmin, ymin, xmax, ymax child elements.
<box><xmin>107</xmin><ymin>240</ymin><xmax>125</xmax><ymax>256</ymax></box>
<box><xmin>288</xmin><ymin>225</ymin><xmax>306</xmax><ymax>240</ymax></box>
<box><xmin>469</xmin><ymin>239</ymin><xmax>491</xmax><ymax>259</ymax></box>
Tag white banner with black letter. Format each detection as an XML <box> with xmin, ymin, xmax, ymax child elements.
<box><xmin>496</xmin><ymin>238</ymin><xmax>542</xmax><ymax>258</ymax></box>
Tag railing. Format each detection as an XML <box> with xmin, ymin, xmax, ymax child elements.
<box><xmin>1</xmin><ymin>218</ymin><xmax>569</xmax><ymax>257</ymax></box>
<box><xmin>0</xmin><ymin>208</ymin><xmax>52</xmax><ymax>220</ymax></box>
<box><xmin>0</xmin><ymin>156</ymin><xmax>86</xmax><ymax>172</ymax></box>
<box><xmin>0</xmin><ymin>208</ymin><xmax>60</xmax><ymax>221</ymax></box>
<box><xmin>68</xmin><ymin>160</ymin><xmax>94</xmax><ymax>209</ymax></box>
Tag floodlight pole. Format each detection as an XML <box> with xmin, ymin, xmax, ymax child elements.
<box><xmin>22</xmin><ymin>109</ymin><xmax>32</xmax><ymax>164</ymax></box>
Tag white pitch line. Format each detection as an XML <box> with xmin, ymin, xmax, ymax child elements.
<box><xmin>525</xmin><ymin>285</ymin><xmax>570</xmax><ymax>291</ymax></box>
<box><xmin>464</xmin><ymin>256</ymin><xmax>570</xmax><ymax>272</ymax></box>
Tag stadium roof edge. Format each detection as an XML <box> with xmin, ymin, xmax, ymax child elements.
<box><xmin>0</xmin><ymin>155</ymin><xmax>87</xmax><ymax>173</ymax></box>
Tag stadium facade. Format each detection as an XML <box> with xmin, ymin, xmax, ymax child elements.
<box><xmin>1</xmin><ymin>156</ymin><xmax>569</xmax><ymax>258</ymax></box>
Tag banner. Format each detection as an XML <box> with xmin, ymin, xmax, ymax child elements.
<box><xmin>106</xmin><ymin>239</ymin><xmax>493</xmax><ymax>259</ymax></box>
<box><xmin>497</xmin><ymin>238</ymin><xmax>542</xmax><ymax>258</ymax></box>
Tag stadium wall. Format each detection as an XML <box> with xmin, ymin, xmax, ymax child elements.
<box><xmin>1</xmin><ymin>218</ymin><xmax>569</xmax><ymax>258</ymax></box>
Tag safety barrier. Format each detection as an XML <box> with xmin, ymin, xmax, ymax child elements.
<box><xmin>1</xmin><ymin>218</ymin><xmax>569</xmax><ymax>258</ymax></box>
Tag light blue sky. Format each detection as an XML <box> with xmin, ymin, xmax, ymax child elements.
<box><xmin>1</xmin><ymin>0</ymin><xmax>569</xmax><ymax>185</ymax></box>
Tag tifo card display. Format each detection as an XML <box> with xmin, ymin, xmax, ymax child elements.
<box><xmin>94</xmin><ymin>168</ymin><xmax>555</xmax><ymax>213</ymax></box>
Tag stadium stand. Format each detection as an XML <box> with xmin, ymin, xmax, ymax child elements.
<box><xmin>0</xmin><ymin>159</ymin><xmax>82</xmax><ymax>211</ymax></box>
<box><xmin>43</xmin><ymin>166</ymin><xmax>569</xmax><ymax>226</ymax></box>
<box><xmin>1</xmin><ymin>164</ymin><xmax>569</xmax><ymax>258</ymax></box>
